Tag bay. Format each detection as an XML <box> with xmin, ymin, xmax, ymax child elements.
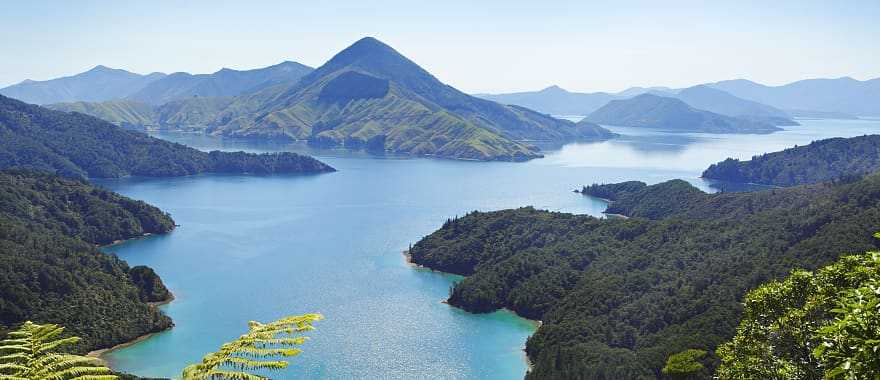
<box><xmin>99</xmin><ymin>117</ymin><xmax>880</xmax><ymax>379</ymax></box>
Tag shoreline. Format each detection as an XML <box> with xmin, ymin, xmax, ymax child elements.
<box><xmin>86</xmin><ymin>293</ymin><xmax>175</xmax><ymax>361</ymax></box>
<box><xmin>403</xmin><ymin>250</ymin><xmax>542</xmax><ymax>371</ymax></box>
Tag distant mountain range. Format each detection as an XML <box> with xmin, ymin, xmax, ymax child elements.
<box><xmin>476</xmin><ymin>85</ymin><xmax>618</xmax><ymax>116</ymax></box>
<box><xmin>208</xmin><ymin>37</ymin><xmax>614</xmax><ymax>161</ymax></box>
<box><xmin>4</xmin><ymin>38</ymin><xmax>877</xmax><ymax>161</ymax></box>
<box><xmin>674</xmin><ymin>85</ymin><xmax>798</xmax><ymax>126</ymax></box>
<box><xmin>126</xmin><ymin>61</ymin><xmax>313</xmax><ymax>105</ymax></box>
<box><xmin>0</xmin><ymin>61</ymin><xmax>312</xmax><ymax>107</ymax></box>
<box><xmin>583</xmin><ymin>93</ymin><xmax>782</xmax><ymax>134</ymax></box>
<box><xmin>9</xmin><ymin>38</ymin><xmax>616</xmax><ymax>162</ymax></box>
<box><xmin>479</xmin><ymin>76</ymin><xmax>879</xmax><ymax>119</ymax></box>
<box><xmin>0</xmin><ymin>65</ymin><xmax>165</xmax><ymax>105</ymax></box>
<box><xmin>707</xmin><ymin>77</ymin><xmax>880</xmax><ymax>117</ymax></box>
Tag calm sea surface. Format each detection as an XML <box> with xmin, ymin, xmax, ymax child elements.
<box><xmin>98</xmin><ymin>118</ymin><xmax>880</xmax><ymax>379</ymax></box>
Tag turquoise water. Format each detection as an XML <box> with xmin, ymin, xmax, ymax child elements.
<box><xmin>99</xmin><ymin>118</ymin><xmax>880</xmax><ymax>379</ymax></box>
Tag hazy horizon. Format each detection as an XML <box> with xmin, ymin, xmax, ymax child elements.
<box><xmin>2</xmin><ymin>0</ymin><xmax>878</xmax><ymax>93</ymax></box>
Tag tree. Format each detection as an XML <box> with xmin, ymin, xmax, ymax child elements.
<box><xmin>0</xmin><ymin>321</ymin><xmax>116</xmax><ymax>380</ymax></box>
<box><xmin>661</xmin><ymin>349</ymin><xmax>707</xmax><ymax>379</ymax></box>
<box><xmin>717</xmin><ymin>248</ymin><xmax>880</xmax><ymax>379</ymax></box>
<box><xmin>182</xmin><ymin>314</ymin><xmax>323</xmax><ymax>380</ymax></box>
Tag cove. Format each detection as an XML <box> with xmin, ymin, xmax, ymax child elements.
<box><xmin>97</xmin><ymin>117</ymin><xmax>880</xmax><ymax>379</ymax></box>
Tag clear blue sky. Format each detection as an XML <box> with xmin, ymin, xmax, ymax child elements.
<box><xmin>2</xmin><ymin>0</ymin><xmax>878</xmax><ymax>93</ymax></box>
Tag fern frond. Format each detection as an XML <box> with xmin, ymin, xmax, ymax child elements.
<box><xmin>181</xmin><ymin>314</ymin><xmax>322</xmax><ymax>380</ymax></box>
<box><xmin>0</xmin><ymin>321</ymin><xmax>116</xmax><ymax>380</ymax></box>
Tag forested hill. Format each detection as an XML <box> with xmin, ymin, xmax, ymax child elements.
<box><xmin>0</xmin><ymin>95</ymin><xmax>334</xmax><ymax>178</ymax></box>
<box><xmin>409</xmin><ymin>175</ymin><xmax>880</xmax><ymax>378</ymax></box>
<box><xmin>0</xmin><ymin>170</ymin><xmax>174</xmax><ymax>352</ymax></box>
<box><xmin>702</xmin><ymin>134</ymin><xmax>880</xmax><ymax>186</ymax></box>
<box><xmin>580</xmin><ymin>179</ymin><xmax>706</xmax><ymax>219</ymax></box>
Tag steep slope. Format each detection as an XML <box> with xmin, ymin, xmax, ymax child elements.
<box><xmin>0</xmin><ymin>170</ymin><xmax>174</xmax><ymax>352</ymax></box>
<box><xmin>0</xmin><ymin>66</ymin><xmax>165</xmax><ymax>105</ymax></box>
<box><xmin>409</xmin><ymin>174</ymin><xmax>880</xmax><ymax>378</ymax></box>
<box><xmin>675</xmin><ymin>85</ymin><xmax>798</xmax><ymax>126</ymax></box>
<box><xmin>47</xmin><ymin>97</ymin><xmax>234</xmax><ymax>129</ymax></box>
<box><xmin>476</xmin><ymin>85</ymin><xmax>616</xmax><ymax>116</ymax></box>
<box><xmin>0</xmin><ymin>95</ymin><xmax>334</xmax><ymax>178</ymax></box>
<box><xmin>702</xmin><ymin>134</ymin><xmax>880</xmax><ymax>186</ymax></box>
<box><xmin>583</xmin><ymin>94</ymin><xmax>781</xmax><ymax>133</ymax></box>
<box><xmin>214</xmin><ymin>37</ymin><xmax>615</xmax><ymax>161</ymax></box>
<box><xmin>47</xmin><ymin>100</ymin><xmax>158</xmax><ymax>127</ymax></box>
<box><xmin>127</xmin><ymin>61</ymin><xmax>313</xmax><ymax>105</ymax></box>
<box><xmin>709</xmin><ymin>77</ymin><xmax>880</xmax><ymax>117</ymax></box>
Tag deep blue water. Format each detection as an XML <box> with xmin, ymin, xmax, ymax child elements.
<box><xmin>98</xmin><ymin>118</ymin><xmax>880</xmax><ymax>379</ymax></box>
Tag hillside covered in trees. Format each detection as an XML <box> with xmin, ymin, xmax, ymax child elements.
<box><xmin>702</xmin><ymin>134</ymin><xmax>880</xmax><ymax>186</ymax></box>
<box><xmin>0</xmin><ymin>95</ymin><xmax>334</xmax><ymax>178</ymax></box>
<box><xmin>0</xmin><ymin>170</ymin><xmax>174</xmax><ymax>353</ymax></box>
<box><xmin>409</xmin><ymin>174</ymin><xmax>880</xmax><ymax>378</ymax></box>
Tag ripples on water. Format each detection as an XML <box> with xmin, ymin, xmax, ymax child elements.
<box><xmin>99</xmin><ymin>118</ymin><xmax>880</xmax><ymax>378</ymax></box>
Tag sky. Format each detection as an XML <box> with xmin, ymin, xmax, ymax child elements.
<box><xmin>1</xmin><ymin>0</ymin><xmax>879</xmax><ymax>93</ymax></box>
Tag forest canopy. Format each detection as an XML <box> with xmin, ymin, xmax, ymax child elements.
<box><xmin>410</xmin><ymin>174</ymin><xmax>880</xmax><ymax>378</ymax></box>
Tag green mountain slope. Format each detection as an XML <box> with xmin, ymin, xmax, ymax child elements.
<box><xmin>409</xmin><ymin>174</ymin><xmax>880</xmax><ymax>378</ymax></box>
<box><xmin>214</xmin><ymin>37</ymin><xmax>615</xmax><ymax>161</ymax></box>
<box><xmin>0</xmin><ymin>95</ymin><xmax>334</xmax><ymax>178</ymax></box>
<box><xmin>0</xmin><ymin>170</ymin><xmax>174</xmax><ymax>352</ymax></box>
<box><xmin>0</xmin><ymin>66</ymin><xmax>165</xmax><ymax>105</ymax></box>
<box><xmin>47</xmin><ymin>97</ymin><xmax>235</xmax><ymax>130</ymax></box>
<box><xmin>47</xmin><ymin>99</ymin><xmax>158</xmax><ymax>127</ymax></box>
<box><xmin>702</xmin><ymin>134</ymin><xmax>880</xmax><ymax>186</ymax></box>
<box><xmin>584</xmin><ymin>94</ymin><xmax>782</xmax><ymax>133</ymax></box>
<box><xmin>127</xmin><ymin>61</ymin><xmax>313</xmax><ymax>105</ymax></box>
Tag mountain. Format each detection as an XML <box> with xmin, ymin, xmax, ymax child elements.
<box><xmin>583</xmin><ymin>93</ymin><xmax>782</xmax><ymax>133</ymax></box>
<box><xmin>0</xmin><ymin>65</ymin><xmax>165</xmax><ymax>105</ymax></box>
<box><xmin>702</xmin><ymin>134</ymin><xmax>880</xmax><ymax>186</ymax></box>
<box><xmin>409</xmin><ymin>172</ymin><xmax>880</xmax><ymax>378</ymax></box>
<box><xmin>47</xmin><ymin>97</ymin><xmax>234</xmax><ymax>129</ymax></box>
<box><xmin>708</xmin><ymin>77</ymin><xmax>880</xmax><ymax>117</ymax></box>
<box><xmin>0</xmin><ymin>95</ymin><xmax>334</xmax><ymax>178</ymax></box>
<box><xmin>615</xmin><ymin>86</ymin><xmax>676</xmax><ymax>98</ymax></box>
<box><xmin>46</xmin><ymin>100</ymin><xmax>158</xmax><ymax>127</ymax></box>
<box><xmin>475</xmin><ymin>85</ymin><xmax>616</xmax><ymax>116</ymax></box>
<box><xmin>675</xmin><ymin>85</ymin><xmax>798</xmax><ymax>126</ymax></box>
<box><xmin>127</xmin><ymin>61</ymin><xmax>313</xmax><ymax>105</ymax></box>
<box><xmin>0</xmin><ymin>170</ymin><xmax>174</xmax><ymax>352</ymax></box>
<box><xmin>212</xmin><ymin>37</ymin><xmax>615</xmax><ymax>161</ymax></box>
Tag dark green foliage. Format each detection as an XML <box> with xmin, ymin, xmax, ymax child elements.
<box><xmin>0</xmin><ymin>170</ymin><xmax>175</xmax><ymax>244</ymax></box>
<box><xmin>602</xmin><ymin>180</ymin><xmax>708</xmax><ymax>219</ymax></box>
<box><xmin>0</xmin><ymin>171</ymin><xmax>175</xmax><ymax>353</ymax></box>
<box><xmin>703</xmin><ymin>135</ymin><xmax>880</xmax><ymax>186</ymax></box>
<box><xmin>409</xmin><ymin>174</ymin><xmax>880</xmax><ymax>378</ymax></box>
<box><xmin>584</xmin><ymin>94</ymin><xmax>781</xmax><ymax>134</ymax></box>
<box><xmin>717</xmin><ymin>250</ymin><xmax>880</xmax><ymax>379</ymax></box>
<box><xmin>129</xmin><ymin>266</ymin><xmax>173</xmax><ymax>303</ymax></box>
<box><xmin>318</xmin><ymin>71</ymin><xmax>389</xmax><ymax>103</ymax></box>
<box><xmin>578</xmin><ymin>181</ymin><xmax>647</xmax><ymax>201</ymax></box>
<box><xmin>0</xmin><ymin>94</ymin><xmax>334</xmax><ymax>179</ymax></box>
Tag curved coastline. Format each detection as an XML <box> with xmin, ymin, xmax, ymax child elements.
<box><xmin>402</xmin><ymin>250</ymin><xmax>542</xmax><ymax>371</ymax></box>
<box><xmin>87</xmin><ymin>234</ymin><xmax>177</xmax><ymax>362</ymax></box>
<box><xmin>87</xmin><ymin>293</ymin><xmax>175</xmax><ymax>361</ymax></box>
